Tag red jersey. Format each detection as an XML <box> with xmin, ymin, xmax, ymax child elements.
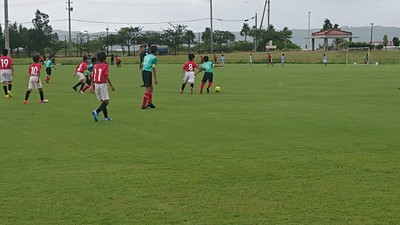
<box><xmin>76</xmin><ymin>62</ymin><xmax>87</xmax><ymax>73</ymax></box>
<box><xmin>0</xmin><ymin>56</ymin><xmax>13</xmax><ymax>70</ymax></box>
<box><xmin>182</xmin><ymin>61</ymin><xmax>199</xmax><ymax>72</ymax></box>
<box><xmin>93</xmin><ymin>62</ymin><xmax>109</xmax><ymax>84</ymax></box>
<box><xmin>29</xmin><ymin>63</ymin><xmax>42</xmax><ymax>76</ymax></box>
<box><xmin>116</xmin><ymin>57</ymin><xmax>121</xmax><ymax>63</ymax></box>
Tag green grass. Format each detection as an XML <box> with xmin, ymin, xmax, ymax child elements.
<box><xmin>1</xmin><ymin>63</ymin><xmax>400</xmax><ymax>224</ymax></box>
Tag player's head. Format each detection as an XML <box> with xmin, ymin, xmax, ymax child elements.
<box><xmin>188</xmin><ymin>53</ymin><xmax>195</xmax><ymax>61</ymax></box>
<box><xmin>97</xmin><ymin>52</ymin><xmax>107</xmax><ymax>63</ymax></box>
<box><xmin>83</xmin><ymin>56</ymin><xmax>88</xmax><ymax>62</ymax></box>
<box><xmin>203</xmin><ymin>56</ymin><xmax>209</xmax><ymax>62</ymax></box>
<box><xmin>2</xmin><ymin>49</ymin><xmax>8</xmax><ymax>56</ymax></box>
<box><xmin>32</xmin><ymin>55</ymin><xmax>40</xmax><ymax>63</ymax></box>
<box><xmin>150</xmin><ymin>45</ymin><xmax>158</xmax><ymax>54</ymax></box>
<box><xmin>91</xmin><ymin>57</ymin><xmax>98</xmax><ymax>64</ymax></box>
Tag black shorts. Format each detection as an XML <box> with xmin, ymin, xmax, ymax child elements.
<box><xmin>142</xmin><ymin>71</ymin><xmax>152</xmax><ymax>88</ymax></box>
<box><xmin>201</xmin><ymin>72</ymin><xmax>213</xmax><ymax>83</ymax></box>
<box><xmin>46</xmin><ymin>67</ymin><xmax>51</xmax><ymax>76</ymax></box>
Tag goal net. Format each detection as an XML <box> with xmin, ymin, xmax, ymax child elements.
<box><xmin>346</xmin><ymin>47</ymin><xmax>374</xmax><ymax>65</ymax></box>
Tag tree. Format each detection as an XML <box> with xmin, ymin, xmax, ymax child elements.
<box><xmin>183</xmin><ymin>30</ymin><xmax>196</xmax><ymax>52</ymax></box>
<box><xmin>214</xmin><ymin>30</ymin><xmax>235</xmax><ymax>51</ymax></box>
<box><xmin>30</xmin><ymin>10</ymin><xmax>54</xmax><ymax>55</ymax></box>
<box><xmin>240</xmin><ymin>23</ymin><xmax>251</xmax><ymax>42</ymax></box>
<box><xmin>321</xmin><ymin>18</ymin><xmax>340</xmax><ymax>31</ymax></box>
<box><xmin>392</xmin><ymin>37</ymin><xmax>399</xmax><ymax>49</ymax></box>
<box><xmin>47</xmin><ymin>33</ymin><xmax>64</xmax><ymax>56</ymax></box>
<box><xmin>163</xmin><ymin>24</ymin><xmax>187</xmax><ymax>55</ymax></box>
<box><xmin>201</xmin><ymin>27</ymin><xmax>212</xmax><ymax>45</ymax></box>
<box><xmin>383</xmin><ymin>34</ymin><xmax>388</xmax><ymax>49</ymax></box>
<box><xmin>117</xmin><ymin>26</ymin><xmax>142</xmax><ymax>56</ymax></box>
<box><xmin>141</xmin><ymin>31</ymin><xmax>162</xmax><ymax>48</ymax></box>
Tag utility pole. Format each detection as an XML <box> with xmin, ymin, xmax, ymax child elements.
<box><xmin>67</xmin><ymin>0</ymin><xmax>74</xmax><ymax>55</ymax></box>
<box><xmin>260</xmin><ymin>0</ymin><xmax>267</xmax><ymax>30</ymax></box>
<box><xmin>370</xmin><ymin>23</ymin><xmax>374</xmax><ymax>44</ymax></box>
<box><xmin>267</xmin><ymin>0</ymin><xmax>271</xmax><ymax>27</ymax></box>
<box><xmin>308</xmin><ymin>12</ymin><xmax>311</xmax><ymax>50</ymax></box>
<box><xmin>4</xmin><ymin>0</ymin><xmax>10</xmax><ymax>54</ymax></box>
<box><xmin>210</xmin><ymin>0</ymin><xmax>214</xmax><ymax>53</ymax></box>
<box><xmin>254</xmin><ymin>12</ymin><xmax>257</xmax><ymax>52</ymax></box>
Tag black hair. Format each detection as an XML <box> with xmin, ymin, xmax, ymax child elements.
<box><xmin>2</xmin><ymin>49</ymin><xmax>8</xmax><ymax>56</ymax></box>
<box><xmin>150</xmin><ymin>45</ymin><xmax>158</xmax><ymax>54</ymax></box>
<box><xmin>91</xmin><ymin>57</ymin><xmax>98</xmax><ymax>64</ymax></box>
<box><xmin>97</xmin><ymin>52</ymin><xmax>107</xmax><ymax>62</ymax></box>
<box><xmin>32</xmin><ymin>55</ymin><xmax>40</xmax><ymax>63</ymax></box>
<box><xmin>188</xmin><ymin>53</ymin><xmax>195</xmax><ymax>61</ymax></box>
<box><xmin>83</xmin><ymin>56</ymin><xmax>88</xmax><ymax>61</ymax></box>
<box><xmin>203</xmin><ymin>56</ymin><xmax>209</xmax><ymax>62</ymax></box>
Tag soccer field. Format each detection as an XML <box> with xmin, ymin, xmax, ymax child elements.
<box><xmin>1</xmin><ymin>63</ymin><xmax>400</xmax><ymax>224</ymax></box>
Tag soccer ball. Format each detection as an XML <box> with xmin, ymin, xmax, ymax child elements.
<box><xmin>215</xmin><ymin>86</ymin><xmax>221</xmax><ymax>92</ymax></box>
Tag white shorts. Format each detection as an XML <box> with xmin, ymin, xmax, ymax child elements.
<box><xmin>183</xmin><ymin>71</ymin><xmax>195</xmax><ymax>84</ymax></box>
<box><xmin>95</xmin><ymin>83</ymin><xmax>109</xmax><ymax>101</ymax></box>
<box><xmin>28</xmin><ymin>76</ymin><xmax>42</xmax><ymax>90</ymax></box>
<box><xmin>0</xmin><ymin>69</ymin><xmax>12</xmax><ymax>82</ymax></box>
<box><xmin>76</xmin><ymin>72</ymin><xmax>85</xmax><ymax>81</ymax></box>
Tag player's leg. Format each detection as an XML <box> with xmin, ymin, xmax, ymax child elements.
<box><xmin>45</xmin><ymin>68</ymin><xmax>51</xmax><ymax>83</ymax></box>
<box><xmin>141</xmin><ymin>71</ymin><xmax>155</xmax><ymax>109</ymax></box>
<box><xmin>207</xmin><ymin>74</ymin><xmax>213</xmax><ymax>93</ymax></box>
<box><xmin>181</xmin><ymin>74</ymin><xmax>189</xmax><ymax>93</ymax></box>
<box><xmin>200</xmin><ymin>73</ymin><xmax>208</xmax><ymax>94</ymax></box>
<box><xmin>2</xmin><ymin>73</ymin><xmax>8</xmax><ymax>96</ymax></box>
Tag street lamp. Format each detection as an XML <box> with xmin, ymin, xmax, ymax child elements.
<box><xmin>370</xmin><ymin>23</ymin><xmax>374</xmax><ymax>44</ymax></box>
<box><xmin>106</xmin><ymin>27</ymin><xmax>109</xmax><ymax>56</ymax></box>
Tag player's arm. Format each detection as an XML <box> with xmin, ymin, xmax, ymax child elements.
<box><xmin>106</xmin><ymin>76</ymin><xmax>115</xmax><ymax>91</ymax></box>
<box><xmin>152</xmin><ymin>66</ymin><xmax>157</xmax><ymax>85</ymax></box>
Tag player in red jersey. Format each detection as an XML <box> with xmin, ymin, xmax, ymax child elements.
<box><xmin>23</xmin><ymin>55</ymin><xmax>48</xmax><ymax>104</ymax></box>
<box><xmin>179</xmin><ymin>53</ymin><xmax>199</xmax><ymax>94</ymax></box>
<box><xmin>72</xmin><ymin>56</ymin><xmax>90</xmax><ymax>94</ymax></box>
<box><xmin>0</xmin><ymin>49</ymin><xmax>14</xmax><ymax>97</ymax></box>
<box><xmin>116</xmin><ymin>55</ymin><xmax>122</xmax><ymax>68</ymax></box>
<box><xmin>91</xmin><ymin>52</ymin><xmax>115</xmax><ymax>122</ymax></box>
<box><xmin>267</xmin><ymin>52</ymin><xmax>273</xmax><ymax>66</ymax></box>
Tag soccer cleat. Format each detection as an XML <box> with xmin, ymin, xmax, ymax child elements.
<box><xmin>147</xmin><ymin>103</ymin><xmax>156</xmax><ymax>108</ymax></box>
<box><xmin>5</xmin><ymin>95</ymin><xmax>9</xmax><ymax>98</ymax></box>
<box><xmin>7</xmin><ymin>90</ymin><xmax>12</xmax><ymax>97</ymax></box>
<box><xmin>200</xmin><ymin>90</ymin><xmax>203</xmax><ymax>94</ymax></box>
<box><xmin>23</xmin><ymin>100</ymin><xmax>28</xmax><ymax>104</ymax></box>
<box><xmin>141</xmin><ymin>105</ymin><xmax>149</xmax><ymax>109</ymax></box>
<box><xmin>190</xmin><ymin>89</ymin><xmax>193</xmax><ymax>94</ymax></box>
<box><xmin>92</xmin><ymin>110</ymin><xmax>99</xmax><ymax>122</ymax></box>
<box><xmin>79</xmin><ymin>90</ymin><xmax>84</xmax><ymax>94</ymax></box>
<box><xmin>104</xmin><ymin>117</ymin><xmax>112</xmax><ymax>121</ymax></box>
<box><xmin>40</xmin><ymin>99</ymin><xmax>48</xmax><ymax>103</ymax></box>
<box><xmin>206</xmin><ymin>88</ymin><xmax>210</xmax><ymax>93</ymax></box>
<box><xmin>180</xmin><ymin>90</ymin><xmax>183</xmax><ymax>93</ymax></box>
<box><xmin>140</xmin><ymin>84</ymin><xmax>145</xmax><ymax>87</ymax></box>
<box><xmin>72</xmin><ymin>86</ymin><xmax>77</xmax><ymax>91</ymax></box>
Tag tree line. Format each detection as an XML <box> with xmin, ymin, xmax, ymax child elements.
<box><xmin>0</xmin><ymin>10</ymin><xmax>299</xmax><ymax>57</ymax></box>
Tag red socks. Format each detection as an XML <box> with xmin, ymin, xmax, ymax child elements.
<box><xmin>208</xmin><ymin>82</ymin><xmax>213</xmax><ymax>88</ymax></box>
<box><xmin>81</xmin><ymin>85</ymin><xmax>89</xmax><ymax>92</ymax></box>
<box><xmin>142</xmin><ymin>92</ymin><xmax>153</xmax><ymax>106</ymax></box>
<box><xmin>200</xmin><ymin>82</ymin><xmax>205</xmax><ymax>91</ymax></box>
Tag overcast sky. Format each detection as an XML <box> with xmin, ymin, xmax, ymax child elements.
<box><xmin>2</xmin><ymin>0</ymin><xmax>398</xmax><ymax>33</ymax></box>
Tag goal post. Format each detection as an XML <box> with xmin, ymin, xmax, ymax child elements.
<box><xmin>346</xmin><ymin>47</ymin><xmax>373</xmax><ymax>65</ymax></box>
